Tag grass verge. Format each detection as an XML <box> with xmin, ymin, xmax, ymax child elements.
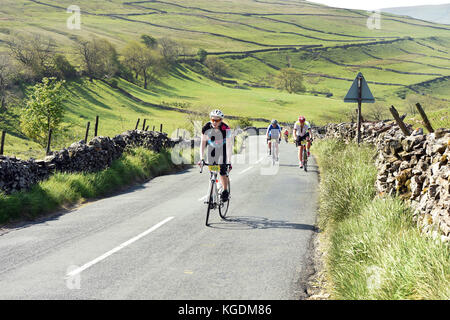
<box><xmin>313</xmin><ymin>139</ymin><xmax>450</xmax><ymax>300</ymax></box>
<box><xmin>0</xmin><ymin>147</ymin><xmax>180</xmax><ymax>225</ymax></box>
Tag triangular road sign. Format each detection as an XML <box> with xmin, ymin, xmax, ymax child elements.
<box><xmin>344</xmin><ymin>72</ymin><xmax>375</xmax><ymax>103</ymax></box>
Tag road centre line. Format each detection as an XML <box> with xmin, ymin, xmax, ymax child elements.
<box><xmin>66</xmin><ymin>217</ymin><xmax>174</xmax><ymax>278</ymax></box>
<box><xmin>239</xmin><ymin>166</ymin><xmax>254</xmax><ymax>175</ymax></box>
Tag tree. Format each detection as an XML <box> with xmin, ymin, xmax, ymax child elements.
<box><xmin>141</xmin><ymin>35</ymin><xmax>158</xmax><ymax>49</ymax></box>
<box><xmin>367</xmin><ymin>103</ymin><xmax>388</xmax><ymax>121</ymax></box>
<box><xmin>159</xmin><ymin>37</ymin><xmax>181</xmax><ymax>64</ymax></box>
<box><xmin>122</xmin><ymin>41</ymin><xmax>142</xmax><ymax>80</ymax></box>
<box><xmin>53</xmin><ymin>54</ymin><xmax>77</xmax><ymax>80</ymax></box>
<box><xmin>197</xmin><ymin>48</ymin><xmax>208</xmax><ymax>63</ymax></box>
<box><xmin>122</xmin><ymin>41</ymin><xmax>165</xmax><ymax>89</ymax></box>
<box><xmin>275</xmin><ymin>68</ymin><xmax>306</xmax><ymax>94</ymax></box>
<box><xmin>0</xmin><ymin>55</ymin><xmax>15</xmax><ymax>110</ymax></box>
<box><xmin>8</xmin><ymin>33</ymin><xmax>56</xmax><ymax>79</ymax></box>
<box><xmin>204</xmin><ymin>56</ymin><xmax>228</xmax><ymax>78</ymax></box>
<box><xmin>77</xmin><ymin>37</ymin><xmax>119</xmax><ymax>81</ymax></box>
<box><xmin>20</xmin><ymin>77</ymin><xmax>66</xmax><ymax>147</ymax></box>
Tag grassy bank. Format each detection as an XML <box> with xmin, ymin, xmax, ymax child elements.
<box><xmin>0</xmin><ymin>148</ymin><xmax>180</xmax><ymax>225</ymax></box>
<box><xmin>314</xmin><ymin>139</ymin><xmax>450</xmax><ymax>300</ymax></box>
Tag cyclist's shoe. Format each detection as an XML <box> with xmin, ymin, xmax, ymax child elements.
<box><xmin>299</xmin><ymin>162</ymin><xmax>303</xmax><ymax>168</ymax></box>
<box><xmin>221</xmin><ymin>189</ymin><xmax>229</xmax><ymax>202</ymax></box>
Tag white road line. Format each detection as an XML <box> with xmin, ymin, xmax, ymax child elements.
<box><xmin>239</xmin><ymin>166</ymin><xmax>254</xmax><ymax>175</ymax></box>
<box><xmin>256</xmin><ymin>156</ymin><xmax>266</xmax><ymax>164</ymax></box>
<box><xmin>66</xmin><ymin>217</ymin><xmax>174</xmax><ymax>277</ymax></box>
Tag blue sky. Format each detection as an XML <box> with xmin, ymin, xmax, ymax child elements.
<box><xmin>309</xmin><ymin>0</ymin><xmax>449</xmax><ymax>10</ymax></box>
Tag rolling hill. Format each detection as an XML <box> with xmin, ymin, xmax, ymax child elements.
<box><xmin>0</xmin><ymin>0</ymin><xmax>449</xmax><ymax>158</ymax></box>
<box><xmin>382</xmin><ymin>4</ymin><xmax>450</xmax><ymax>25</ymax></box>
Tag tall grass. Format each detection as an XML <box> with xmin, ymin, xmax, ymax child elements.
<box><xmin>0</xmin><ymin>148</ymin><xmax>177</xmax><ymax>224</ymax></box>
<box><xmin>314</xmin><ymin>139</ymin><xmax>450</xmax><ymax>300</ymax></box>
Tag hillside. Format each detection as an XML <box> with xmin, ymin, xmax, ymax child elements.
<box><xmin>382</xmin><ymin>4</ymin><xmax>450</xmax><ymax>25</ymax></box>
<box><xmin>0</xmin><ymin>0</ymin><xmax>449</xmax><ymax>158</ymax></box>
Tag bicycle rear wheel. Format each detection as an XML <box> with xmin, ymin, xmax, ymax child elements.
<box><xmin>219</xmin><ymin>178</ymin><xmax>230</xmax><ymax>219</ymax></box>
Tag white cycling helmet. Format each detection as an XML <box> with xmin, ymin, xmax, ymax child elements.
<box><xmin>210</xmin><ymin>109</ymin><xmax>224</xmax><ymax>119</ymax></box>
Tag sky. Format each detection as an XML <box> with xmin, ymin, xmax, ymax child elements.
<box><xmin>309</xmin><ymin>0</ymin><xmax>450</xmax><ymax>11</ymax></box>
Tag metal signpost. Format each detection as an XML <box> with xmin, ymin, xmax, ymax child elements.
<box><xmin>344</xmin><ymin>72</ymin><xmax>375</xmax><ymax>144</ymax></box>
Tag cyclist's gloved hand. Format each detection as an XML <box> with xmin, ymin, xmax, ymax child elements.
<box><xmin>197</xmin><ymin>159</ymin><xmax>205</xmax><ymax>167</ymax></box>
<box><xmin>227</xmin><ymin>164</ymin><xmax>233</xmax><ymax>171</ymax></box>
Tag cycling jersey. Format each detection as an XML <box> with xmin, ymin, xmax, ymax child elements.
<box><xmin>266</xmin><ymin>124</ymin><xmax>281</xmax><ymax>140</ymax></box>
<box><xmin>294</xmin><ymin>121</ymin><xmax>311</xmax><ymax>137</ymax></box>
<box><xmin>202</xmin><ymin>122</ymin><xmax>231</xmax><ymax>165</ymax></box>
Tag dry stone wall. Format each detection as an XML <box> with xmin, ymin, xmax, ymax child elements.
<box><xmin>0</xmin><ymin>130</ymin><xmax>176</xmax><ymax>195</ymax></box>
<box><xmin>319</xmin><ymin>121</ymin><xmax>450</xmax><ymax>242</ymax></box>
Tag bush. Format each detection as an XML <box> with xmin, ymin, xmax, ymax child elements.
<box><xmin>237</xmin><ymin>117</ymin><xmax>253</xmax><ymax>129</ymax></box>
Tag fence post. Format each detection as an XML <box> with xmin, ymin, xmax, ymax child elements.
<box><xmin>160</xmin><ymin>124</ymin><xmax>163</xmax><ymax>132</ymax></box>
<box><xmin>145</xmin><ymin>125</ymin><xmax>149</xmax><ymax>131</ymax></box>
<box><xmin>0</xmin><ymin>131</ymin><xmax>5</xmax><ymax>155</ymax></box>
<box><xmin>94</xmin><ymin>115</ymin><xmax>99</xmax><ymax>137</ymax></box>
<box><xmin>415</xmin><ymin>103</ymin><xmax>434</xmax><ymax>133</ymax></box>
<box><xmin>152</xmin><ymin>125</ymin><xmax>155</xmax><ymax>131</ymax></box>
<box><xmin>46</xmin><ymin>129</ymin><xmax>53</xmax><ymax>156</ymax></box>
<box><xmin>84</xmin><ymin>122</ymin><xmax>90</xmax><ymax>143</ymax></box>
<box><xmin>135</xmin><ymin>118</ymin><xmax>140</xmax><ymax>130</ymax></box>
<box><xmin>142</xmin><ymin>119</ymin><xmax>147</xmax><ymax>131</ymax></box>
<box><xmin>389</xmin><ymin>106</ymin><xmax>411</xmax><ymax>136</ymax></box>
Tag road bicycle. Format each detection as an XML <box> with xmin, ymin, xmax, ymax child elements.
<box><xmin>268</xmin><ymin>138</ymin><xmax>280</xmax><ymax>166</ymax></box>
<box><xmin>199</xmin><ymin>162</ymin><xmax>231</xmax><ymax>226</ymax></box>
<box><xmin>300</xmin><ymin>139</ymin><xmax>308</xmax><ymax>172</ymax></box>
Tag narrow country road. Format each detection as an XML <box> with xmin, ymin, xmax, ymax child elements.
<box><xmin>0</xmin><ymin>135</ymin><xmax>319</xmax><ymax>299</ymax></box>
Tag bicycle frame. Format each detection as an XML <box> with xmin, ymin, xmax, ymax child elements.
<box><xmin>200</xmin><ymin>163</ymin><xmax>231</xmax><ymax>225</ymax></box>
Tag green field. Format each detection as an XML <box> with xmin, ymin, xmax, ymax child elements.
<box><xmin>0</xmin><ymin>0</ymin><xmax>449</xmax><ymax>159</ymax></box>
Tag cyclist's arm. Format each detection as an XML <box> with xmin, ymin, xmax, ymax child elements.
<box><xmin>226</xmin><ymin>132</ymin><xmax>232</xmax><ymax>165</ymax></box>
<box><xmin>200</xmin><ymin>134</ymin><xmax>208</xmax><ymax>162</ymax></box>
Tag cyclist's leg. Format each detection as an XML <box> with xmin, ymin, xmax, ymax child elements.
<box><xmin>219</xmin><ymin>165</ymin><xmax>229</xmax><ymax>191</ymax></box>
<box><xmin>306</xmin><ymin>133</ymin><xmax>311</xmax><ymax>153</ymax></box>
<box><xmin>275</xmin><ymin>139</ymin><xmax>279</xmax><ymax>158</ymax></box>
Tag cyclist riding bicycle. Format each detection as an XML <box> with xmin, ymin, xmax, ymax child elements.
<box><xmin>283</xmin><ymin>128</ymin><xmax>289</xmax><ymax>143</ymax></box>
<box><xmin>266</xmin><ymin>119</ymin><xmax>281</xmax><ymax>161</ymax></box>
<box><xmin>198</xmin><ymin>109</ymin><xmax>232</xmax><ymax>202</ymax></box>
<box><xmin>293</xmin><ymin>116</ymin><xmax>312</xmax><ymax>169</ymax></box>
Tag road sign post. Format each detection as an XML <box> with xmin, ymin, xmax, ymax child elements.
<box><xmin>344</xmin><ymin>72</ymin><xmax>375</xmax><ymax>145</ymax></box>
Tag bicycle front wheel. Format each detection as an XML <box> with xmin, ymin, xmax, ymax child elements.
<box><xmin>303</xmin><ymin>148</ymin><xmax>308</xmax><ymax>172</ymax></box>
<box><xmin>205</xmin><ymin>180</ymin><xmax>215</xmax><ymax>226</ymax></box>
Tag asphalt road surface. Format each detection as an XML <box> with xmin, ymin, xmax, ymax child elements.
<box><xmin>0</xmin><ymin>135</ymin><xmax>319</xmax><ymax>299</ymax></box>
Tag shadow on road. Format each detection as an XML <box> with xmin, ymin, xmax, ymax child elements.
<box><xmin>209</xmin><ymin>216</ymin><xmax>318</xmax><ymax>232</ymax></box>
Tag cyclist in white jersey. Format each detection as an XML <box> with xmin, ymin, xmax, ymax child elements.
<box><xmin>293</xmin><ymin>116</ymin><xmax>312</xmax><ymax>168</ymax></box>
<box><xmin>266</xmin><ymin>119</ymin><xmax>281</xmax><ymax>161</ymax></box>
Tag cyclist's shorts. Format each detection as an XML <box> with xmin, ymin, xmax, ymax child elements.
<box><xmin>296</xmin><ymin>133</ymin><xmax>310</xmax><ymax>147</ymax></box>
<box><xmin>211</xmin><ymin>163</ymin><xmax>228</xmax><ymax>176</ymax></box>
